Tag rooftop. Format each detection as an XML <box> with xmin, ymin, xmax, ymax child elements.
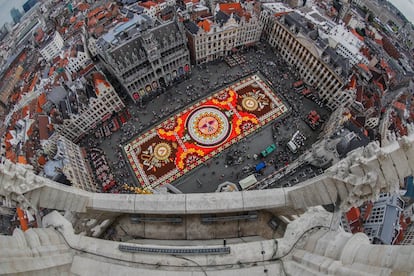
<box><xmin>99</xmin><ymin>14</ymin><xmax>153</xmax><ymax>48</ymax></box>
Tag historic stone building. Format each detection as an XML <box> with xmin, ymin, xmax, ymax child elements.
<box><xmin>184</xmin><ymin>2</ymin><xmax>263</xmax><ymax>65</ymax></box>
<box><xmin>39</xmin><ymin>31</ymin><xmax>64</xmax><ymax>62</ymax></box>
<box><xmin>96</xmin><ymin>15</ymin><xmax>191</xmax><ymax>102</ymax></box>
<box><xmin>42</xmin><ymin>135</ymin><xmax>98</xmax><ymax>192</ymax></box>
<box><xmin>265</xmin><ymin>11</ymin><xmax>352</xmax><ymax>110</ymax></box>
<box><xmin>53</xmin><ymin>72</ymin><xmax>125</xmax><ymax>142</ymax></box>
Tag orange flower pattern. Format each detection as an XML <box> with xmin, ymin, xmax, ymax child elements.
<box><xmin>124</xmin><ymin>74</ymin><xmax>288</xmax><ymax>189</ymax></box>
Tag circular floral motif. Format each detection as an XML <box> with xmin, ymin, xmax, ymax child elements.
<box><xmin>242</xmin><ymin>97</ymin><xmax>259</xmax><ymax>111</ymax></box>
<box><xmin>197</xmin><ymin>115</ymin><xmax>220</xmax><ymax>135</ymax></box>
<box><xmin>240</xmin><ymin>89</ymin><xmax>269</xmax><ymax>112</ymax></box>
<box><xmin>187</xmin><ymin>107</ymin><xmax>230</xmax><ymax>147</ymax></box>
<box><xmin>176</xmin><ymin>147</ymin><xmax>205</xmax><ymax>170</ymax></box>
<box><xmin>163</xmin><ymin>120</ymin><xmax>178</xmax><ymax>131</ymax></box>
<box><xmin>235</xmin><ymin>116</ymin><xmax>259</xmax><ymax>135</ymax></box>
<box><xmin>147</xmin><ymin>175</ymin><xmax>157</xmax><ymax>184</ymax></box>
<box><xmin>153</xmin><ymin>143</ymin><xmax>171</xmax><ymax>161</ymax></box>
<box><xmin>158</xmin><ymin>118</ymin><xmax>184</xmax><ymax>138</ymax></box>
<box><xmin>240</xmin><ymin>121</ymin><xmax>255</xmax><ymax>132</ymax></box>
<box><xmin>215</xmin><ymin>90</ymin><xmax>231</xmax><ymax>101</ymax></box>
<box><xmin>211</xmin><ymin>89</ymin><xmax>237</xmax><ymax>107</ymax></box>
<box><xmin>185</xmin><ymin>153</ymin><xmax>201</xmax><ymax>167</ymax></box>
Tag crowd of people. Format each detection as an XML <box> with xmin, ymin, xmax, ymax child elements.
<box><xmin>80</xmin><ymin>42</ymin><xmax>329</xmax><ymax>193</ymax></box>
<box><xmin>88</xmin><ymin>148</ymin><xmax>117</xmax><ymax>192</ymax></box>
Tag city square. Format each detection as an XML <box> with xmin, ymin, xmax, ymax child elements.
<box><xmin>124</xmin><ymin>74</ymin><xmax>288</xmax><ymax>189</ymax></box>
<box><xmin>92</xmin><ymin>42</ymin><xmax>331</xmax><ymax>194</ymax></box>
<box><xmin>1</xmin><ymin>0</ymin><xmax>414</xmax><ymax>274</ymax></box>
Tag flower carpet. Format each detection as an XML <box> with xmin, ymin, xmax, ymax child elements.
<box><xmin>124</xmin><ymin>74</ymin><xmax>288</xmax><ymax>189</ymax></box>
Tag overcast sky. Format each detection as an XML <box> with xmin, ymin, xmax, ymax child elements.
<box><xmin>387</xmin><ymin>0</ymin><xmax>414</xmax><ymax>24</ymax></box>
<box><xmin>0</xmin><ymin>0</ymin><xmax>27</xmax><ymax>27</ymax></box>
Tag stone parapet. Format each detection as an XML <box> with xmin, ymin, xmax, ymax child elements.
<box><xmin>1</xmin><ymin>129</ymin><xmax>414</xmax><ymax>216</ymax></box>
<box><xmin>288</xmin><ymin>229</ymin><xmax>414</xmax><ymax>275</ymax></box>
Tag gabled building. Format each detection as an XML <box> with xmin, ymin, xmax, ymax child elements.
<box><xmin>52</xmin><ymin>71</ymin><xmax>125</xmax><ymax>142</ymax></box>
<box><xmin>138</xmin><ymin>0</ymin><xmax>177</xmax><ymax>20</ymax></box>
<box><xmin>184</xmin><ymin>2</ymin><xmax>262</xmax><ymax>64</ymax></box>
<box><xmin>322</xmin><ymin>25</ymin><xmax>368</xmax><ymax>66</ymax></box>
<box><xmin>39</xmin><ymin>31</ymin><xmax>64</xmax><ymax>62</ymax></box>
<box><xmin>41</xmin><ymin>134</ymin><xmax>98</xmax><ymax>192</ymax></box>
<box><xmin>97</xmin><ymin>15</ymin><xmax>190</xmax><ymax>102</ymax></box>
<box><xmin>266</xmin><ymin>9</ymin><xmax>352</xmax><ymax>110</ymax></box>
<box><xmin>64</xmin><ymin>35</ymin><xmax>92</xmax><ymax>77</ymax></box>
<box><xmin>139</xmin><ymin>1</ymin><xmax>159</xmax><ymax>20</ymax></box>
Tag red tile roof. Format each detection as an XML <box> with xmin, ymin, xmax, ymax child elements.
<box><xmin>6</xmin><ymin>150</ymin><xmax>16</xmax><ymax>162</ymax></box>
<box><xmin>88</xmin><ymin>7</ymin><xmax>104</xmax><ymax>18</ymax></box>
<box><xmin>22</xmin><ymin>106</ymin><xmax>30</xmax><ymax>118</ymax></box>
<box><xmin>357</xmin><ymin>63</ymin><xmax>370</xmax><ymax>73</ymax></box>
<box><xmin>274</xmin><ymin>11</ymin><xmax>291</xmax><ymax>17</ymax></box>
<box><xmin>393</xmin><ymin>101</ymin><xmax>406</xmax><ymax>111</ymax></box>
<box><xmin>37</xmin><ymin>93</ymin><xmax>47</xmax><ymax>113</ymax></box>
<box><xmin>77</xmin><ymin>3</ymin><xmax>90</xmax><ymax>11</ymax></box>
<box><xmin>70</xmin><ymin>16</ymin><xmax>77</xmax><ymax>24</ymax></box>
<box><xmin>360</xmin><ymin>46</ymin><xmax>371</xmax><ymax>60</ymax></box>
<box><xmin>92</xmin><ymin>72</ymin><xmax>111</xmax><ymax>95</ymax></box>
<box><xmin>49</xmin><ymin>66</ymin><xmax>55</xmax><ymax>76</ymax></box>
<box><xmin>356</xmin><ymin>86</ymin><xmax>363</xmax><ymax>103</ymax></box>
<box><xmin>219</xmin><ymin>3</ymin><xmax>243</xmax><ymax>15</ymax></box>
<box><xmin>347</xmin><ymin>74</ymin><xmax>357</xmax><ymax>90</ymax></box>
<box><xmin>38</xmin><ymin>155</ymin><xmax>46</xmax><ymax>165</ymax></box>
<box><xmin>350</xmin><ymin>28</ymin><xmax>364</xmax><ymax>41</ymax></box>
<box><xmin>197</xmin><ymin>19</ymin><xmax>211</xmax><ymax>32</ymax></box>
<box><xmin>140</xmin><ymin>1</ymin><xmax>157</xmax><ymax>8</ymax></box>
<box><xmin>183</xmin><ymin>0</ymin><xmax>199</xmax><ymax>4</ymax></box>
<box><xmin>18</xmin><ymin>155</ymin><xmax>27</xmax><ymax>164</ymax></box>
<box><xmin>96</xmin><ymin>12</ymin><xmax>107</xmax><ymax>20</ymax></box>
<box><xmin>38</xmin><ymin>115</ymin><xmax>49</xmax><ymax>140</ymax></box>
<box><xmin>74</xmin><ymin>21</ymin><xmax>84</xmax><ymax>29</ymax></box>
<box><xmin>77</xmin><ymin>63</ymin><xmax>95</xmax><ymax>78</ymax></box>
<box><xmin>88</xmin><ymin>17</ymin><xmax>98</xmax><ymax>27</ymax></box>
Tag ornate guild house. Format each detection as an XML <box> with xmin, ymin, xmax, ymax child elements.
<box><xmin>97</xmin><ymin>15</ymin><xmax>191</xmax><ymax>102</ymax></box>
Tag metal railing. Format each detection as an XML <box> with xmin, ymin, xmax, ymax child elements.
<box><xmin>118</xmin><ymin>244</ymin><xmax>231</xmax><ymax>255</ymax></box>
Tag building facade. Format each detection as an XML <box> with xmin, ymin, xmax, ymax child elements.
<box><xmin>321</xmin><ymin>25</ymin><xmax>368</xmax><ymax>66</ymax></box>
<box><xmin>65</xmin><ymin>36</ymin><xmax>92</xmax><ymax>76</ymax></box>
<box><xmin>266</xmin><ymin>13</ymin><xmax>351</xmax><ymax>110</ymax></box>
<box><xmin>46</xmin><ymin>135</ymin><xmax>98</xmax><ymax>192</ymax></box>
<box><xmin>185</xmin><ymin>3</ymin><xmax>263</xmax><ymax>65</ymax></box>
<box><xmin>55</xmin><ymin>72</ymin><xmax>125</xmax><ymax>142</ymax></box>
<box><xmin>39</xmin><ymin>31</ymin><xmax>64</xmax><ymax>61</ymax></box>
<box><xmin>87</xmin><ymin>36</ymin><xmax>98</xmax><ymax>57</ymax></box>
<box><xmin>260</xmin><ymin>3</ymin><xmax>293</xmax><ymax>41</ymax></box>
<box><xmin>97</xmin><ymin>15</ymin><xmax>190</xmax><ymax>102</ymax></box>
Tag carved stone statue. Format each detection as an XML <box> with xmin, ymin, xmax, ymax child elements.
<box><xmin>139</xmin><ymin>48</ymin><xmax>145</xmax><ymax>58</ymax></box>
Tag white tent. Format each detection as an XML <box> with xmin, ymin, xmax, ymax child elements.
<box><xmin>287</xmin><ymin>141</ymin><xmax>297</xmax><ymax>153</ymax></box>
<box><xmin>239</xmin><ymin>174</ymin><xmax>258</xmax><ymax>190</ymax></box>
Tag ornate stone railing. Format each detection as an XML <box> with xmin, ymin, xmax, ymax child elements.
<box><xmin>1</xmin><ymin>127</ymin><xmax>413</xmax><ymax>216</ymax></box>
